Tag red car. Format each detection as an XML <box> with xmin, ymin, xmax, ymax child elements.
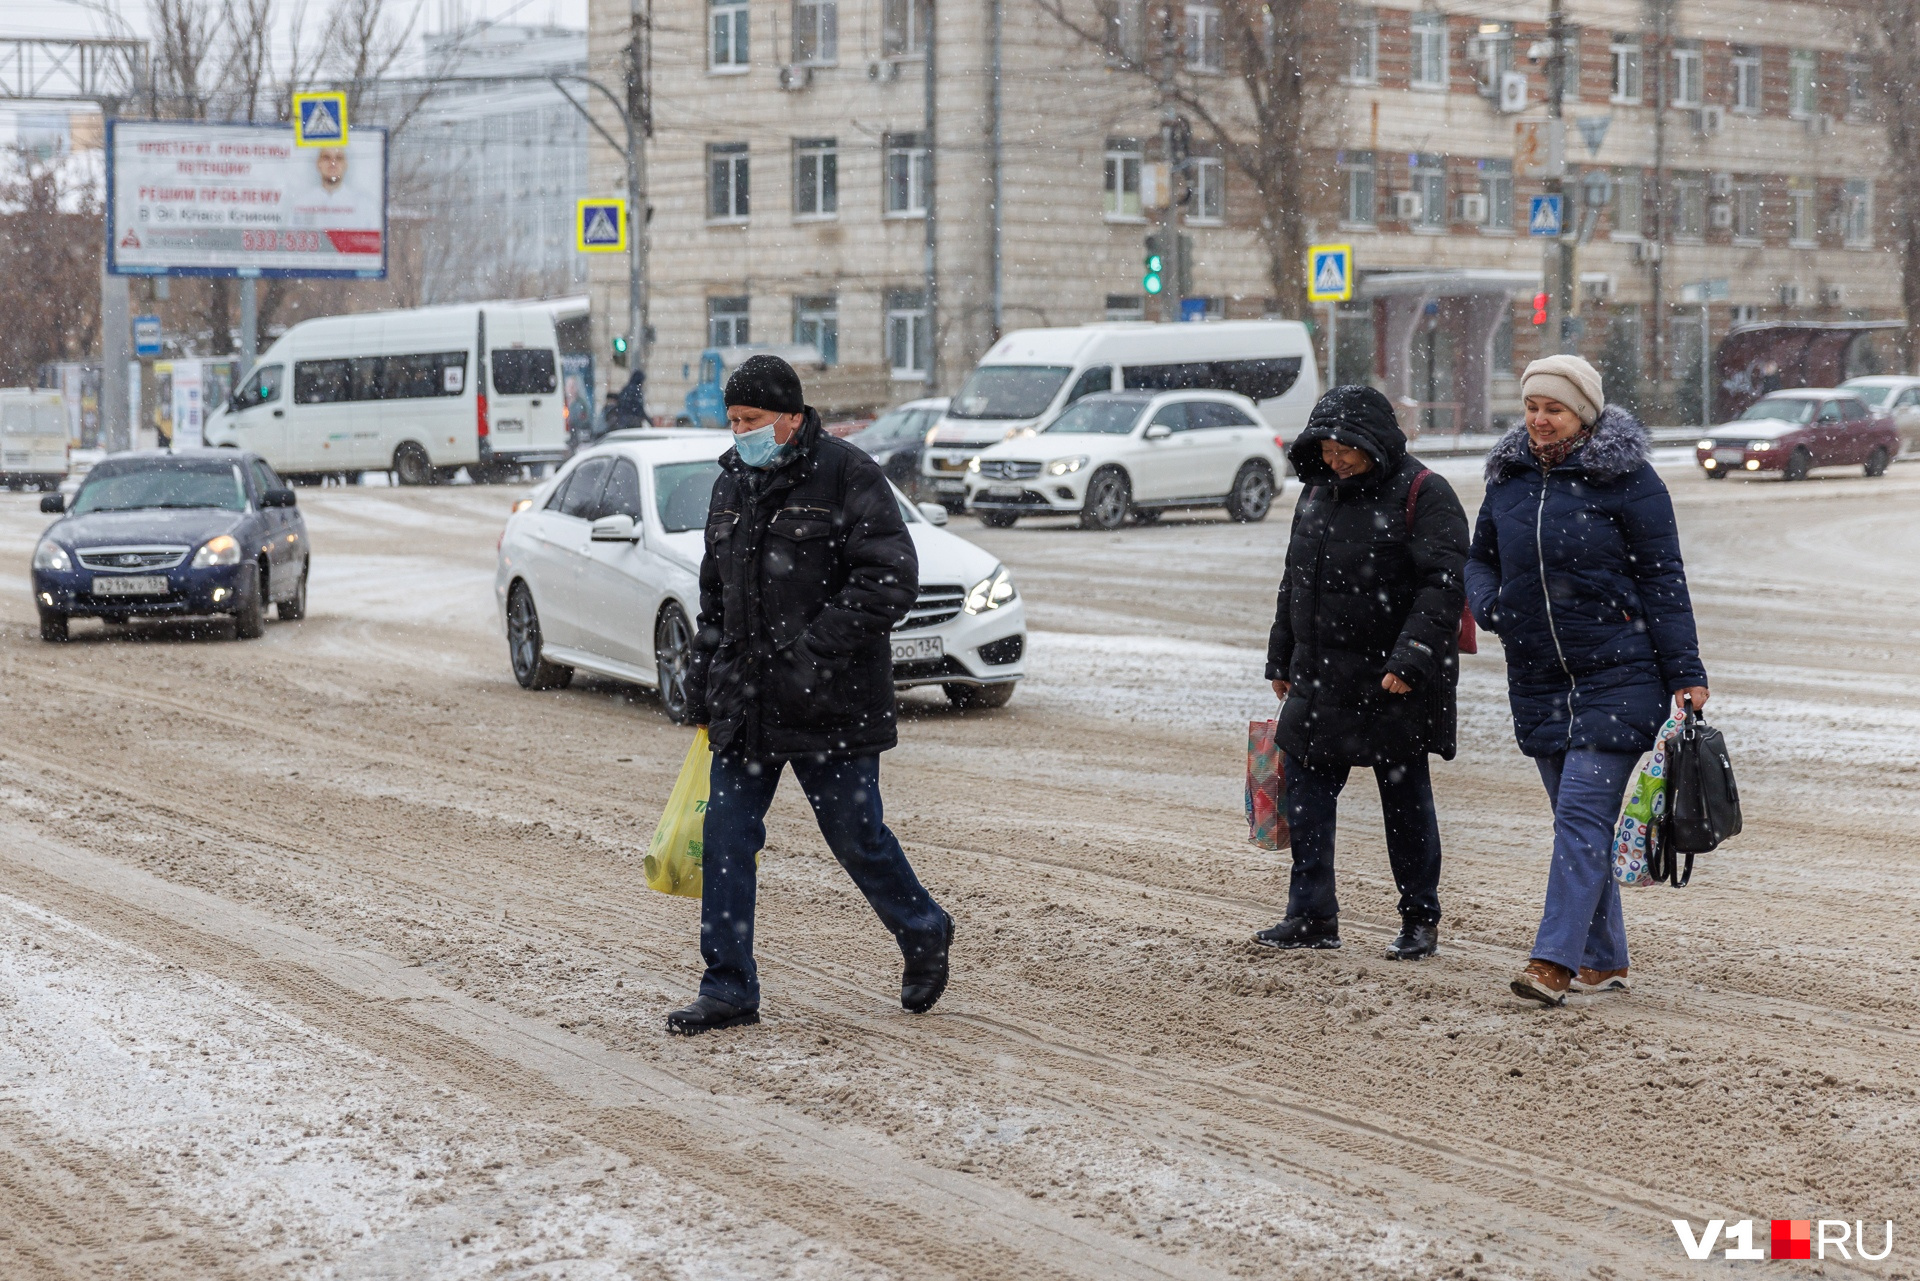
<box><xmin>1696</xmin><ymin>389</ymin><xmax>1900</xmax><ymax>481</ymax></box>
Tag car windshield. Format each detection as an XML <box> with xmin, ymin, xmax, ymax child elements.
<box><xmin>654</xmin><ymin>459</ymin><xmax>722</xmax><ymax>532</ymax></box>
<box><xmin>72</xmin><ymin>460</ymin><xmax>247</xmax><ymax>514</ymax></box>
<box><xmin>948</xmin><ymin>366</ymin><xmax>1072</xmax><ymax>420</ymax></box>
<box><xmin>1041</xmin><ymin>399</ymin><xmax>1145</xmax><ymax>435</ymax></box>
<box><xmin>1843</xmin><ymin>383</ymin><xmax>1894</xmax><ymax>407</ymax></box>
<box><xmin>1739</xmin><ymin>397</ymin><xmax>1818</xmax><ymax>424</ymax></box>
<box><xmin>850</xmin><ymin>409</ymin><xmax>921</xmax><ymax>448</ymax></box>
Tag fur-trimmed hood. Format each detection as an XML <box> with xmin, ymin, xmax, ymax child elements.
<box><xmin>1484</xmin><ymin>404</ymin><xmax>1650</xmax><ymax>484</ymax></box>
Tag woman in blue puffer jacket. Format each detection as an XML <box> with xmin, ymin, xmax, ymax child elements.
<box><xmin>1464</xmin><ymin>355</ymin><xmax>1710</xmax><ymax>1007</ymax></box>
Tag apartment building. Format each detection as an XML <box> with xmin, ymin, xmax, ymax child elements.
<box><xmin>585</xmin><ymin>0</ymin><xmax>1897</xmax><ymax>427</ymax></box>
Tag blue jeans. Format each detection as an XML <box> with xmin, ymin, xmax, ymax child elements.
<box><xmin>699</xmin><ymin>752</ymin><xmax>950</xmax><ymax>1009</ymax></box>
<box><xmin>1284</xmin><ymin>754</ymin><xmax>1443</xmax><ymax>925</ymax></box>
<box><xmin>1531</xmin><ymin>749</ymin><xmax>1640</xmax><ymax>973</ymax></box>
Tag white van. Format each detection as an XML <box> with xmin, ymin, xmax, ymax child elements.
<box><xmin>0</xmin><ymin>390</ymin><xmax>70</xmax><ymax>491</ymax></box>
<box><xmin>205</xmin><ymin>303</ymin><xmax>567</xmax><ymax>484</ymax></box>
<box><xmin>920</xmin><ymin>321</ymin><xmax>1320</xmax><ymax>506</ymax></box>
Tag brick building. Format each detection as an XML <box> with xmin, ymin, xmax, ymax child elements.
<box><xmin>583</xmin><ymin>0</ymin><xmax>1900</xmax><ymax>428</ymax></box>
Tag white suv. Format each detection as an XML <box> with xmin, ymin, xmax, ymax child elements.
<box><xmin>495</xmin><ymin>430</ymin><xmax>1027</xmax><ymax>716</ymax></box>
<box><xmin>964</xmin><ymin>390</ymin><xmax>1286</xmax><ymax>530</ymax></box>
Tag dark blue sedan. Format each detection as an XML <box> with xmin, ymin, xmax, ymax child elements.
<box><xmin>31</xmin><ymin>451</ymin><xmax>309</xmax><ymax>642</ymax></box>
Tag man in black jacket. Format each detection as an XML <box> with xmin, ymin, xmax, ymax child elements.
<box><xmin>1254</xmin><ymin>386</ymin><xmax>1470</xmax><ymax>961</ymax></box>
<box><xmin>668</xmin><ymin>355</ymin><xmax>954</xmax><ymax>1035</ymax></box>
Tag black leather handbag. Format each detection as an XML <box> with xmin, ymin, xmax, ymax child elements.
<box><xmin>1655</xmin><ymin>700</ymin><xmax>1742</xmax><ymax>886</ymax></box>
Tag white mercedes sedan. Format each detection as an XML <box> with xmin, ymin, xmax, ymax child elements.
<box><xmin>494</xmin><ymin>430</ymin><xmax>1027</xmax><ymax>720</ymax></box>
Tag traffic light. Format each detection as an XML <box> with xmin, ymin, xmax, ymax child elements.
<box><xmin>612</xmin><ymin>333</ymin><xmax>630</xmax><ymax>367</ymax></box>
<box><xmin>1143</xmin><ymin>234</ymin><xmax>1166</xmax><ymax>296</ymax></box>
<box><xmin>1531</xmin><ymin>292</ymin><xmax>1549</xmax><ymax>326</ymax></box>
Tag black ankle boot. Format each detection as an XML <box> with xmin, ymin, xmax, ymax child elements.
<box><xmin>665</xmin><ymin>994</ymin><xmax>760</xmax><ymax>1036</ymax></box>
<box><xmin>1385</xmin><ymin>920</ymin><xmax>1439</xmax><ymax>961</ymax></box>
<box><xmin>1251</xmin><ymin>916</ymin><xmax>1342</xmax><ymax>950</ymax></box>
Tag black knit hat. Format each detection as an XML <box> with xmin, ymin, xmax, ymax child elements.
<box><xmin>723</xmin><ymin>354</ymin><xmax>805</xmax><ymax>414</ymax></box>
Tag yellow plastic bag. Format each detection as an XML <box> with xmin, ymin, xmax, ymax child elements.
<box><xmin>644</xmin><ymin>729</ymin><xmax>712</xmax><ymax>897</ymax></box>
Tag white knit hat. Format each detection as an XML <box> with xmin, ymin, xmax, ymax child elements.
<box><xmin>1521</xmin><ymin>355</ymin><xmax>1604</xmax><ymax>426</ymax></box>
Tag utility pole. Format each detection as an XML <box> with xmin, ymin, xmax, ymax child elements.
<box><xmin>626</xmin><ymin>5</ymin><xmax>651</xmax><ymax>373</ymax></box>
<box><xmin>923</xmin><ymin>0</ymin><xmax>940</xmax><ymax>389</ymax></box>
<box><xmin>1648</xmin><ymin>0</ymin><xmax>1671</xmax><ymax>407</ymax></box>
<box><xmin>1157</xmin><ymin>0</ymin><xmax>1179</xmax><ymax>323</ymax></box>
<box><xmin>1544</xmin><ymin>0</ymin><xmax>1575</xmax><ymax>354</ymax></box>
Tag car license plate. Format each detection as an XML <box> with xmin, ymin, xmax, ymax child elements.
<box><xmin>1713</xmin><ymin>448</ymin><xmax>1745</xmax><ymax>464</ymax></box>
<box><xmin>892</xmin><ymin>635</ymin><xmax>944</xmax><ymax>664</ymax></box>
<box><xmin>92</xmin><ymin>575</ymin><xmax>168</xmax><ymax>596</ymax></box>
<box><xmin>986</xmin><ymin>486</ymin><xmax>1022</xmax><ymax>499</ymax></box>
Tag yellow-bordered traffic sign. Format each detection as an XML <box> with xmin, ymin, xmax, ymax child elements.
<box><xmin>576</xmin><ymin>198</ymin><xmax>629</xmax><ymax>253</ymax></box>
<box><xmin>1307</xmin><ymin>244</ymin><xmax>1354</xmax><ymax>302</ymax></box>
<box><xmin>292</xmin><ymin>91</ymin><xmax>348</xmax><ymax>147</ymax></box>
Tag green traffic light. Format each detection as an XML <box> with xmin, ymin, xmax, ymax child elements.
<box><xmin>1143</xmin><ymin>274</ymin><xmax>1164</xmax><ymax>295</ymax></box>
<box><xmin>612</xmin><ymin>335</ymin><xmax>629</xmax><ymax>353</ymax></box>
<box><xmin>1146</xmin><ymin>253</ymin><xmax>1164</xmax><ymax>273</ymax></box>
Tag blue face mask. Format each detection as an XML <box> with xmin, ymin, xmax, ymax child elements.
<box><xmin>732</xmin><ymin>421</ymin><xmax>792</xmax><ymax>469</ymax></box>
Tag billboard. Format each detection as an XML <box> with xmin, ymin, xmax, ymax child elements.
<box><xmin>107</xmin><ymin>119</ymin><xmax>387</xmax><ymax>279</ymax></box>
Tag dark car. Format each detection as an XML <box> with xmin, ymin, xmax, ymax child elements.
<box><xmin>31</xmin><ymin>450</ymin><xmax>309</xmax><ymax>642</ymax></box>
<box><xmin>845</xmin><ymin>396</ymin><xmax>948</xmax><ymax>500</ymax></box>
<box><xmin>1696</xmin><ymin>389</ymin><xmax>1901</xmax><ymax>481</ymax></box>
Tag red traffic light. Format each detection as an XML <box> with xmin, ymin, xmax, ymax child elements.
<box><xmin>1531</xmin><ymin>292</ymin><xmax>1549</xmax><ymax>325</ymax></box>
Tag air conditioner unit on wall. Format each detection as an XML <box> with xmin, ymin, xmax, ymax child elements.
<box><xmin>1709</xmin><ymin>172</ymin><xmax>1733</xmax><ymax>198</ymax></box>
<box><xmin>1455</xmin><ymin>193</ymin><xmax>1489</xmax><ymax>223</ymax></box>
<box><xmin>778</xmin><ymin>64</ymin><xmax>812</xmax><ymax>91</ymax></box>
<box><xmin>1634</xmin><ymin>241</ymin><xmax>1664</xmax><ymax>264</ymax></box>
<box><xmin>1710</xmin><ymin>204</ymin><xmax>1734</xmax><ymax>229</ymax></box>
<box><xmin>1781</xmin><ymin>282</ymin><xmax>1805</xmax><ymax>306</ymax></box>
<box><xmin>1692</xmin><ymin>106</ymin><xmax>1725</xmax><ymax>136</ymax></box>
<box><xmin>866</xmin><ymin>58</ymin><xmax>900</xmax><ymax>82</ymax></box>
<box><xmin>1583</xmin><ymin>273</ymin><xmax>1616</xmax><ymax>301</ymax></box>
<box><xmin>1820</xmin><ymin>284</ymin><xmax>1846</xmax><ymax>305</ymax></box>
<box><xmin>1499</xmin><ymin>71</ymin><xmax>1528</xmax><ymax>113</ymax></box>
<box><xmin>1394</xmin><ymin>191</ymin><xmax>1425</xmax><ymax>221</ymax></box>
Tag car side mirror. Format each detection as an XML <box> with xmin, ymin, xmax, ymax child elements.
<box><xmin>916</xmin><ymin>502</ymin><xmax>949</xmax><ymax>526</ymax></box>
<box><xmin>590</xmin><ymin>513</ymin><xmax>640</xmax><ymax>542</ymax></box>
<box><xmin>1144</xmin><ymin>423</ymin><xmax>1173</xmax><ymax>441</ymax></box>
<box><xmin>261</xmin><ymin>488</ymin><xmax>296</xmax><ymax>508</ymax></box>
<box><xmin>40</xmin><ymin>493</ymin><xmax>64</xmax><ymax>513</ymax></box>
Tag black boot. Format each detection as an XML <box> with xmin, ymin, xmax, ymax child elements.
<box><xmin>665</xmin><ymin>994</ymin><xmax>760</xmax><ymax>1036</ymax></box>
<box><xmin>1251</xmin><ymin>916</ymin><xmax>1341</xmax><ymax>950</ymax></box>
<box><xmin>901</xmin><ymin>915</ymin><xmax>954</xmax><ymax>1014</ymax></box>
<box><xmin>1385</xmin><ymin>920</ymin><xmax>1439</xmax><ymax>961</ymax></box>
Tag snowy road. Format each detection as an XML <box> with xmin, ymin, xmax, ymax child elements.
<box><xmin>0</xmin><ymin>459</ymin><xmax>1915</xmax><ymax>1279</ymax></box>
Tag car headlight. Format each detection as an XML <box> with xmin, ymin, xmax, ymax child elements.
<box><xmin>32</xmin><ymin>540</ymin><xmax>70</xmax><ymax>572</ymax></box>
<box><xmin>1696</xmin><ymin>439</ymin><xmax>1714</xmax><ymax>450</ymax></box>
<box><xmin>1748</xmin><ymin>439</ymin><xmax>1775</xmax><ymax>451</ymax></box>
<box><xmin>967</xmin><ymin>456</ymin><xmax>982</xmax><ymax>473</ymax></box>
<box><xmin>1046</xmin><ymin>455</ymin><xmax>1089</xmax><ymax>476</ymax></box>
<box><xmin>965</xmin><ymin>565</ymin><xmax>1017</xmax><ymax>614</ymax></box>
<box><xmin>191</xmin><ymin>534</ymin><xmax>242</xmax><ymax>567</ymax></box>
<box><xmin>512</xmin><ymin>497</ymin><xmax>534</xmax><ymax>513</ymax></box>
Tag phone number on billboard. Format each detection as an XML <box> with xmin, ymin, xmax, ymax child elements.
<box><xmin>240</xmin><ymin>231</ymin><xmax>326</xmax><ymax>252</ymax></box>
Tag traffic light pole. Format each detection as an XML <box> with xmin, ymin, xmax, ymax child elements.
<box><xmin>1157</xmin><ymin>1</ymin><xmax>1179</xmax><ymax>323</ymax></box>
<box><xmin>1544</xmin><ymin>0</ymin><xmax>1575</xmax><ymax>353</ymax></box>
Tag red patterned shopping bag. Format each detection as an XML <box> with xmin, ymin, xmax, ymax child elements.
<box><xmin>1246</xmin><ymin>719</ymin><xmax>1291</xmax><ymax>851</ymax></box>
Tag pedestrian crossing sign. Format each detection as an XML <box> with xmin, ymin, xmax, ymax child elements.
<box><xmin>1529</xmin><ymin>194</ymin><xmax>1563</xmax><ymax>236</ymax></box>
<box><xmin>292</xmin><ymin>91</ymin><xmax>348</xmax><ymax>147</ymax></box>
<box><xmin>1307</xmin><ymin>244</ymin><xmax>1353</xmax><ymax>302</ymax></box>
<box><xmin>576</xmin><ymin>198</ymin><xmax>629</xmax><ymax>252</ymax></box>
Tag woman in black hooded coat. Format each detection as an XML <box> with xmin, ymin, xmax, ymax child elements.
<box><xmin>1255</xmin><ymin>386</ymin><xmax>1470</xmax><ymax>960</ymax></box>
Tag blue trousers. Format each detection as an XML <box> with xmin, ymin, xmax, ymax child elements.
<box><xmin>699</xmin><ymin>752</ymin><xmax>950</xmax><ymax>1009</ymax></box>
<box><xmin>1284</xmin><ymin>754</ymin><xmax>1444</xmax><ymax>925</ymax></box>
<box><xmin>1531</xmin><ymin>749</ymin><xmax>1639</xmax><ymax>973</ymax></box>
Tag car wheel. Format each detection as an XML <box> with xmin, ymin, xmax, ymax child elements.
<box><xmin>1079</xmin><ymin>468</ymin><xmax>1131</xmax><ymax>531</ymax></box>
<box><xmin>1784</xmin><ymin>447</ymin><xmax>1813</xmax><ymax>482</ymax></box>
<box><xmin>278</xmin><ymin>559</ymin><xmax>309</xmax><ymax>621</ymax></box>
<box><xmin>232</xmin><ymin>564</ymin><xmax>267</xmax><ymax>639</ymax></box>
<box><xmin>655</xmin><ymin>603</ymin><xmax>696</xmax><ymax>724</ymax></box>
<box><xmin>507</xmin><ymin>581</ymin><xmax>573</xmax><ymax>690</ymax></box>
<box><xmin>393</xmin><ymin>443</ymin><xmax>435</xmax><ymax>486</ymax></box>
<box><xmin>1703</xmin><ymin>465</ymin><xmax>1730</xmax><ymax>480</ymax></box>
<box><xmin>1865</xmin><ymin>446</ymin><xmax>1891</xmax><ymax>478</ymax></box>
<box><xmin>1225</xmin><ymin>462</ymin><xmax>1277</xmax><ymax>523</ymax></box>
<box><xmin>977</xmin><ymin>510</ymin><xmax>1020</xmax><ymax>528</ymax></box>
<box><xmin>944</xmin><ymin>681</ymin><xmax>1016</xmax><ymax>709</ymax></box>
<box><xmin>38</xmin><ymin>608</ymin><xmax>68</xmax><ymax>643</ymax></box>
<box><xmin>1128</xmin><ymin>507</ymin><xmax>1163</xmax><ymax>525</ymax></box>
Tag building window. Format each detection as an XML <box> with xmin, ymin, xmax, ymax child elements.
<box><xmin>1789</xmin><ymin>50</ymin><xmax>1818</xmax><ymax>119</ymax></box>
<box><xmin>1106</xmin><ymin>293</ymin><xmax>1145</xmax><ymax>321</ymax></box>
<box><xmin>882</xmin><ymin>0</ymin><xmax>923</xmax><ymax>57</ymax></box>
<box><xmin>1610</xmin><ymin>33</ymin><xmax>1641</xmax><ymax>104</ymax></box>
<box><xmin>1844</xmin><ymin>179</ymin><xmax>1873</xmax><ymax>246</ymax></box>
<box><xmin>1479</xmin><ymin>157</ymin><xmax>1513</xmax><ymax>231</ymax></box>
<box><xmin>1790</xmin><ymin>178</ymin><xmax>1817</xmax><ymax>245</ymax></box>
<box><xmin>792</xmin><ymin>0</ymin><xmax>837</xmax><ymax>64</ymax></box>
<box><xmin>1103</xmin><ymin>137</ymin><xmax>1143</xmax><ymax>219</ymax></box>
<box><xmin>1103</xmin><ymin>0</ymin><xmax>1144</xmax><ymax>63</ymax></box>
<box><xmin>1731</xmin><ymin>46</ymin><xmax>1760</xmax><ymax>114</ymax></box>
<box><xmin>1732</xmin><ymin>179</ymin><xmax>1762</xmax><ymax>241</ymax></box>
<box><xmin>1473</xmin><ymin>22</ymin><xmax>1513</xmax><ymax>99</ymax></box>
<box><xmin>1411</xmin><ymin>152</ymin><xmax>1445</xmax><ymax>230</ymax></box>
<box><xmin>793</xmin><ymin>295</ymin><xmax>838</xmax><ymax>364</ymax></box>
<box><xmin>1730</xmin><ymin>304</ymin><xmax>1759</xmax><ymax>326</ymax></box>
<box><xmin>1671</xmin><ymin>41</ymin><xmax>1702</xmax><ymax>107</ymax></box>
<box><xmin>1846</xmin><ymin>54</ymin><xmax>1871</xmax><ymax>117</ymax></box>
<box><xmin>709</xmin><ymin>296</ymin><xmax>750</xmax><ymax>347</ymax></box>
<box><xmin>1671</xmin><ymin>171</ymin><xmax>1705</xmax><ymax>240</ymax></box>
<box><xmin>886</xmin><ymin>288</ymin><xmax>928</xmax><ymax>378</ymax></box>
<box><xmin>1411</xmin><ymin>12</ymin><xmax>1447</xmax><ymax>90</ymax></box>
<box><xmin>1611</xmin><ymin>167</ymin><xmax>1642</xmax><ymax>237</ymax></box>
<box><xmin>707</xmin><ymin>143</ymin><xmax>749</xmax><ymax>221</ymax></box>
<box><xmin>884</xmin><ymin>132</ymin><xmax>927</xmax><ymax>216</ymax></box>
<box><xmin>1343</xmin><ymin>5</ymin><xmax>1377</xmax><ymax>83</ymax></box>
<box><xmin>1190</xmin><ymin>156</ymin><xmax>1224</xmax><ymax>223</ymax></box>
<box><xmin>711</xmin><ymin>0</ymin><xmax>749</xmax><ymax>70</ymax></box>
<box><xmin>1493</xmin><ymin>308</ymin><xmax>1514</xmax><ymax>374</ymax></box>
<box><xmin>1339</xmin><ymin>149</ymin><xmax>1375</xmax><ymax>225</ymax></box>
<box><xmin>794</xmin><ymin>138</ymin><xmax>837</xmax><ymax>218</ymax></box>
<box><xmin>1185</xmin><ymin>1</ymin><xmax>1224</xmax><ymax>72</ymax></box>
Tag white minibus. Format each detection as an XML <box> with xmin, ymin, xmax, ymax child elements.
<box><xmin>920</xmin><ymin>321</ymin><xmax>1319</xmax><ymax>506</ymax></box>
<box><xmin>205</xmin><ymin>302</ymin><xmax>567</xmax><ymax>483</ymax></box>
<box><xmin>0</xmin><ymin>390</ymin><xmax>69</xmax><ymax>491</ymax></box>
